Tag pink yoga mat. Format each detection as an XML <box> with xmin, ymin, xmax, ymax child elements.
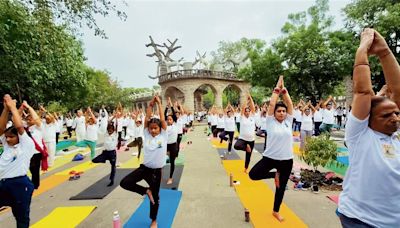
<box><xmin>327</xmin><ymin>195</ymin><xmax>339</xmax><ymax>204</ymax></box>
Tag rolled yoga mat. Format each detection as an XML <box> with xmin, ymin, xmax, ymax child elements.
<box><xmin>123</xmin><ymin>189</ymin><xmax>182</xmax><ymax>228</ymax></box>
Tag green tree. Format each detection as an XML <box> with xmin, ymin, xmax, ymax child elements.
<box><xmin>202</xmin><ymin>89</ymin><xmax>215</xmax><ymax>109</ymax></box>
<box><xmin>0</xmin><ymin>0</ymin><xmax>87</xmax><ymax>107</ymax></box>
<box><xmin>18</xmin><ymin>0</ymin><xmax>127</xmax><ymax>37</ymax></box>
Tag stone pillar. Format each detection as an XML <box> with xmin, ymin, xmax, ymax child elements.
<box><xmin>183</xmin><ymin>90</ymin><xmax>195</xmax><ymax>113</ymax></box>
<box><xmin>215</xmin><ymin>91</ymin><xmax>223</xmax><ymax>108</ymax></box>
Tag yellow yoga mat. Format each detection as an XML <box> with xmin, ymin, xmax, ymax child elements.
<box><xmin>223</xmin><ymin>160</ymin><xmax>307</xmax><ymax>228</ymax></box>
<box><xmin>55</xmin><ymin>161</ymin><xmax>98</xmax><ymax>176</ymax></box>
<box><xmin>31</xmin><ymin>206</ymin><xmax>96</xmax><ymax>228</ymax></box>
<box><xmin>119</xmin><ymin>155</ymin><xmax>143</xmax><ymax>169</ymax></box>
<box><xmin>45</xmin><ymin>149</ymin><xmax>88</xmax><ymax>173</ymax></box>
<box><xmin>293</xmin><ymin>143</ymin><xmax>301</xmax><ymax>156</ymax></box>
<box><xmin>33</xmin><ymin>175</ymin><xmax>70</xmax><ymax>197</ymax></box>
<box><xmin>211</xmin><ymin>138</ymin><xmax>228</xmax><ymax>149</ymax></box>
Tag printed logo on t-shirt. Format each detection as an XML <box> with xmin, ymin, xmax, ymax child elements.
<box><xmin>382</xmin><ymin>144</ymin><xmax>396</xmax><ymax>158</ymax></box>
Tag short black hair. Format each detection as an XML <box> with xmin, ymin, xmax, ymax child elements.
<box><xmin>148</xmin><ymin>117</ymin><xmax>162</xmax><ymax>128</ymax></box>
<box><xmin>274</xmin><ymin>101</ymin><xmax>287</xmax><ymax>112</ymax></box>
<box><xmin>5</xmin><ymin>126</ymin><xmax>18</xmax><ymax>136</ymax></box>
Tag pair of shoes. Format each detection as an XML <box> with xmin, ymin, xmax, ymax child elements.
<box><xmin>69</xmin><ymin>174</ymin><xmax>80</xmax><ymax>181</ymax></box>
<box><xmin>312</xmin><ymin>185</ymin><xmax>319</xmax><ymax>193</ymax></box>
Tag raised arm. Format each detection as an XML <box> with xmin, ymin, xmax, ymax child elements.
<box><xmin>144</xmin><ymin>98</ymin><xmax>155</xmax><ymax>129</ymax></box>
<box><xmin>0</xmin><ymin>96</ymin><xmax>10</xmax><ymax>135</ymax></box>
<box><xmin>370</xmin><ymin>30</ymin><xmax>400</xmax><ymax>107</ymax></box>
<box><xmin>155</xmin><ymin>96</ymin><xmax>167</xmax><ymax>130</ymax></box>
<box><xmin>4</xmin><ymin>95</ymin><xmax>24</xmax><ymax>135</ymax></box>
<box><xmin>87</xmin><ymin>107</ymin><xmax>97</xmax><ymax>123</ymax></box>
<box><xmin>280</xmin><ymin>77</ymin><xmax>293</xmax><ymax>115</ymax></box>
<box><xmin>23</xmin><ymin>101</ymin><xmax>41</xmax><ymax>127</ymax></box>
<box><xmin>248</xmin><ymin>94</ymin><xmax>256</xmax><ymax>114</ymax></box>
<box><xmin>268</xmin><ymin>76</ymin><xmax>283</xmax><ymax>116</ymax></box>
<box><xmin>351</xmin><ymin>28</ymin><xmax>375</xmax><ymax>120</ymax></box>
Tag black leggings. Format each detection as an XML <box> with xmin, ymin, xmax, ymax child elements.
<box><xmin>220</xmin><ymin>131</ymin><xmax>234</xmax><ymax>152</ymax></box>
<box><xmin>211</xmin><ymin>125</ymin><xmax>217</xmax><ymax>136</ymax></box>
<box><xmin>234</xmin><ymin>139</ymin><xmax>255</xmax><ymax>169</ymax></box>
<box><xmin>249</xmin><ymin>157</ymin><xmax>293</xmax><ymax>212</ymax></box>
<box><xmin>213</xmin><ymin>128</ymin><xmax>224</xmax><ymax>138</ymax></box>
<box><xmin>67</xmin><ymin>126</ymin><xmax>72</xmax><ymax>138</ymax></box>
<box><xmin>168</xmin><ymin>143</ymin><xmax>178</xmax><ymax>178</ymax></box>
<box><xmin>117</xmin><ymin>131</ymin><xmax>122</xmax><ymax>150</ymax></box>
<box><xmin>177</xmin><ymin>134</ymin><xmax>183</xmax><ymax>153</ymax></box>
<box><xmin>128</xmin><ymin>137</ymin><xmax>143</xmax><ymax>158</ymax></box>
<box><xmin>314</xmin><ymin>122</ymin><xmax>322</xmax><ymax>136</ymax></box>
<box><xmin>29</xmin><ymin>153</ymin><xmax>42</xmax><ymax>189</ymax></box>
<box><xmin>92</xmin><ymin>150</ymin><xmax>116</xmax><ymax>182</ymax></box>
<box><xmin>120</xmin><ymin>165</ymin><xmax>162</xmax><ymax>220</ymax></box>
<box><xmin>55</xmin><ymin>132</ymin><xmax>60</xmax><ymax>144</ymax></box>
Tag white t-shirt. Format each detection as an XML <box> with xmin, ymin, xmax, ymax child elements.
<box><xmin>75</xmin><ymin>116</ymin><xmax>86</xmax><ymax>133</ymax></box>
<box><xmin>176</xmin><ymin>117</ymin><xmax>184</xmax><ymax>134</ymax></box>
<box><xmin>234</xmin><ymin>113</ymin><xmax>241</xmax><ymax>123</ymax></box>
<box><xmin>66</xmin><ymin>118</ymin><xmax>73</xmax><ymax>127</ymax></box>
<box><xmin>322</xmin><ymin>109</ymin><xmax>335</xmax><ymax>124</ymax></box>
<box><xmin>339</xmin><ymin>114</ymin><xmax>400</xmax><ymax>227</ymax></box>
<box><xmin>133</xmin><ymin>124</ymin><xmax>144</xmax><ymax>138</ymax></box>
<box><xmin>301</xmin><ymin>114</ymin><xmax>313</xmax><ymax>131</ymax></box>
<box><xmin>85</xmin><ymin>124</ymin><xmax>98</xmax><ymax>141</ymax></box>
<box><xmin>114</xmin><ymin>118</ymin><xmax>123</xmax><ymax>132</ymax></box>
<box><xmin>56</xmin><ymin>119</ymin><xmax>63</xmax><ymax>133</ymax></box>
<box><xmin>224</xmin><ymin>116</ymin><xmax>236</xmax><ymax>132</ymax></box>
<box><xmin>210</xmin><ymin>114</ymin><xmax>218</xmax><ymax>126</ymax></box>
<box><xmin>260</xmin><ymin>116</ymin><xmax>267</xmax><ymax>131</ymax></box>
<box><xmin>263</xmin><ymin>115</ymin><xmax>294</xmax><ymax>160</ymax></box>
<box><xmin>239</xmin><ymin>115</ymin><xmax>255</xmax><ymax>142</ymax></box>
<box><xmin>167</xmin><ymin>124</ymin><xmax>178</xmax><ymax>144</ymax></box>
<box><xmin>0</xmin><ymin>132</ymin><xmax>35</xmax><ymax>179</ymax></box>
<box><xmin>216</xmin><ymin>116</ymin><xmax>225</xmax><ymax>129</ymax></box>
<box><xmin>42</xmin><ymin>122</ymin><xmax>57</xmax><ymax>143</ymax></box>
<box><xmin>294</xmin><ymin>109</ymin><xmax>302</xmax><ymax>122</ymax></box>
<box><xmin>28</xmin><ymin>125</ymin><xmax>44</xmax><ymax>153</ymax></box>
<box><xmin>104</xmin><ymin>132</ymin><xmax>118</xmax><ymax>151</ymax></box>
<box><xmin>313</xmin><ymin>110</ymin><xmax>323</xmax><ymax>122</ymax></box>
<box><xmin>143</xmin><ymin>129</ymin><xmax>167</xmax><ymax>169</ymax></box>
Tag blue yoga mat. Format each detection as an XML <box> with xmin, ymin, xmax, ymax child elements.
<box><xmin>336</xmin><ymin>156</ymin><xmax>349</xmax><ymax>166</ymax></box>
<box><xmin>124</xmin><ymin>189</ymin><xmax>182</xmax><ymax>228</ymax></box>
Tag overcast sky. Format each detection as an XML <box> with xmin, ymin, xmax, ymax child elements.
<box><xmin>80</xmin><ymin>0</ymin><xmax>351</xmax><ymax>89</ymax></box>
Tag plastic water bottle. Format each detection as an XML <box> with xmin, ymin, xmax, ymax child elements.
<box><xmin>113</xmin><ymin>211</ymin><xmax>121</xmax><ymax>228</ymax></box>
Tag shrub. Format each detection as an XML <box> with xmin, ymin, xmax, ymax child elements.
<box><xmin>301</xmin><ymin>133</ymin><xmax>338</xmax><ymax>171</ymax></box>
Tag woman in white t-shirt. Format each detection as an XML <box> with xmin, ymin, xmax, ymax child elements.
<box><xmin>210</xmin><ymin>107</ymin><xmax>218</xmax><ymax>137</ymax></box>
<box><xmin>313</xmin><ymin>102</ymin><xmax>323</xmax><ymax>136</ymax></box>
<box><xmin>319</xmin><ymin>96</ymin><xmax>337</xmax><ymax>134</ymax></box>
<box><xmin>249</xmin><ymin>75</ymin><xmax>294</xmax><ymax>222</ymax></box>
<box><xmin>234</xmin><ymin>94</ymin><xmax>256</xmax><ymax>173</ymax></box>
<box><xmin>75</xmin><ymin>108</ymin><xmax>98</xmax><ymax>159</ymax></box>
<box><xmin>214</xmin><ymin>110</ymin><xmax>225</xmax><ymax>138</ymax></box>
<box><xmin>219</xmin><ymin>104</ymin><xmax>236</xmax><ymax>154</ymax></box>
<box><xmin>127</xmin><ymin>112</ymin><xmax>145</xmax><ymax>157</ymax></box>
<box><xmin>65</xmin><ymin>113</ymin><xmax>73</xmax><ymax>138</ymax></box>
<box><xmin>300</xmin><ymin>101</ymin><xmax>314</xmax><ymax>152</ymax></box>
<box><xmin>164</xmin><ymin>97</ymin><xmax>179</xmax><ymax>185</ymax></box>
<box><xmin>41</xmin><ymin>110</ymin><xmax>57</xmax><ymax>167</ymax></box>
<box><xmin>120</xmin><ymin>95</ymin><xmax>167</xmax><ymax>228</ymax></box>
<box><xmin>234</xmin><ymin>107</ymin><xmax>241</xmax><ymax>133</ymax></box>
<box><xmin>24</xmin><ymin>102</ymin><xmax>46</xmax><ymax>189</ymax></box>
<box><xmin>74</xmin><ymin>110</ymin><xmax>86</xmax><ymax>142</ymax></box>
<box><xmin>338</xmin><ymin>28</ymin><xmax>400</xmax><ymax>228</ymax></box>
<box><xmin>0</xmin><ymin>95</ymin><xmax>35</xmax><ymax>228</ymax></box>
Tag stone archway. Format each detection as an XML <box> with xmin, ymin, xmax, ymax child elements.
<box><xmin>193</xmin><ymin>84</ymin><xmax>218</xmax><ymax>112</ymax></box>
<box><xmin>164</xmin><ymin>86</ymin><xmax>185</xmax><ymax>105</ymax></box>
<box><xmin>222</xmin><ymin>84</ymin><xmax>242</xmax><ymax>107</ymax></box>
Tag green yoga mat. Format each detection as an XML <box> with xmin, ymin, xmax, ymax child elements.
<box><xmin>166</xmin><ymin>153</ymin><xmax>185</xmax><ymax>166</ymax></box>
<box><xmin>325</xmin><ymin>160</ymin><xmax>348</xmax><ymax>176</ymax></box>
<box><xmin>56</xmin><ymin>140</ymin><xmax>76</xmax><ymax>151</ymax></box>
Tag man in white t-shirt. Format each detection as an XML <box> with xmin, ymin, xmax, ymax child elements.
<box><xmin>319</xmin><ymin>96</ymin><xmax>337</xmax><ymax>134</ymax></box>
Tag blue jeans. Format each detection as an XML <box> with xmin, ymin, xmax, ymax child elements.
<box><xmin>0</xmin><ymin>176</ymin><xmax>34</xmax><ymax>228</ymax></box>
<box><xmin>338</xmin><ymin>212</ymin><xmax>375</xmax><ymax>228</ymax></box>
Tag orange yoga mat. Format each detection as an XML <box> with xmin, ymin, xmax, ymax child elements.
<box><xmin>223</xmin><ymin>160</ymin><xmax>307</xmax><ymax>228</ymax></box>
<box><xmin>33</xmin><ymin>175</ymin><xmax>70</xmax><ymax>197</ymax></box>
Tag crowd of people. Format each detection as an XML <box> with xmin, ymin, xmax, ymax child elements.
<box><xmin>1</xmin><ymin>28</ymin><xmax>399</xmax><ymax>228</ymax></box>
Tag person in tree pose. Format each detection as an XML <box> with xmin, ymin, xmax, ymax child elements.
<box><xmin>249</xmin><ymin>75</ymin><xmax>294</xmax><ymax>222</ymax></box>
<box><xmin>164</xmin><ymin>97</ymin><xmax>179</xmax><ymax>185</ymax></box>
<box><xmin>120</xmin><ymin>95</ymin><xmax>167</xmax><ymax>228</ymax></box>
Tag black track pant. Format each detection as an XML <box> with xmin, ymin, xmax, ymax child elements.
<box><xmin>29</xmin><ymin>153</ymin><xmax>42</xmax><ymax>189</ymax></box>
<box><xmin>92</xmin><ymin>150</ymin><xmax>116</xmax><ymax>182</ymax></box>
<box><xmin>120</xmin><ymin>165</ymin><xmax>162</xmax><ymax>220</ymax></box>
<box><xmin>177</xmin><ymin>134</ymin><xmax>183</xmax><ymax>153</ymax></box>
<box><xmin>219</xmin><ymin>131</ymin><xmax>234</xmax><ymax>152</ymax></box>
<box><xmin>249</xmin><ymin>156</ymin><xmax>293</xmax><ymax>212</ymax></box>
<box><xmin>168</xmin><ymin>143</ymin><xmax>178</xmax><ymax>178</ymax></box>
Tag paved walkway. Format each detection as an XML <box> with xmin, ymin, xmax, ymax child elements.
<box><xmin>0</xmin><ymin>123</ymin><xmax>341</xmax><ymax>227</ymax></box>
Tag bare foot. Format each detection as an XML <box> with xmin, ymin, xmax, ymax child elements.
<box><xmin>275</xmin><ymin>172</ymin><xmax>280</xmax><ymax>188</ymax></box>
<box><xmin>167</xmin><ymin>178</ymin><xmax>173</xmax><ymax>185</ymax></box>
<box><xmin>244</xmin><ymin>168</ymin><xmax>248</xmax><ymax>174</ymax></box>
<box><xmin>146</xmin><ymin>189</ymin><xmax>155</xmax><ymax>205</ymax></box>
<box><xmin>272</xmin><ymin>211</ymin><xmax>284</xmax><ymax>222</ymax></box>
<box><xmin>150</xmin><ymin>220</ymin><xmax>158</xmax><ymax>228</ymax></box>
